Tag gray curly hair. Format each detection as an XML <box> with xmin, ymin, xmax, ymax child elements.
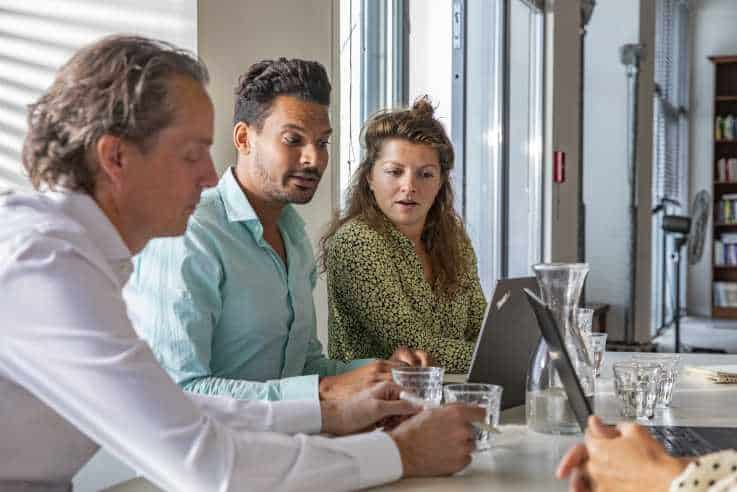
<box><xmin>22</xmin><ymin>34</ymin><xmax>209</xmax><ymax>194</ymax></box>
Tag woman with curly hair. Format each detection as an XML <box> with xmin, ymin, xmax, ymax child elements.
<box><xmin>320</xmin><ymin>97</ymin><xmax>486</xmax><ymax>374</ymax></box>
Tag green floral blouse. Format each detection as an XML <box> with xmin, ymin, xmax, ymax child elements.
<box><xmin>325</xmin><ymin>219</ymin><xmax>487</xmax><ymax>374</ymax></box>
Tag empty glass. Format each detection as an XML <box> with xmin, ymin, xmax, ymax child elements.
<box><xmin>576</xmin><ymin>307</ymin><xmax>594</xmax><ymax>335</ymax></box>
<box><xmin>444</xmin><ymin>383</ymin><xmax>503</xmax><ymax>451</ymax></box>
<box><xmin>631</xmin><ymin>353</ymin><xmax>681</xmax><ymax>407</ymax></box>
<box><xmin>584</xmin><ymin>332</ymin><xmax>608</xmax><ymax>377</ymax></box>
<box><xmin>392</xmin><ymin>367</ymin><xmax>444</xmax><ymax>407</ymax></box>
<box><xmin>613</xmin><ymin>361</ymin><xmax>661</xmax><ymax>420</ymax></box>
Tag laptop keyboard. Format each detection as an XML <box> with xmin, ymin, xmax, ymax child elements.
<box><xmin>649</xmin><ymin>426</ymin><xmax>721</xmax><ymax>457</ymax></box>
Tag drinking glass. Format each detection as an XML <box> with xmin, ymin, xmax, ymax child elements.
<box><xmin>584</xmin><ymin>332</ymin><xmax>608</xmax><ymax>377</ymax></box>
<box><xmin>577</xmin><ymin>307</ymin><xmax>594</xmax><ymax>335</ymax></box>
<box><xmin>444</xmin><ymin>383</ymin><xmax>503</xmax><ymax>451</ymax></box>
<box><xmin>631</xmin><ymin>353</ymin><xmax>681</xmax><ymax>407</ymax></box>
<box><xmin>613</xmin><ymin>361</ymin><xmax>661</xmax><ymax>420</ymax></box>
<box><xmin>391</xmin><ymin>367</ymin><xmax>444</xmax><ymax>407</ymax></box>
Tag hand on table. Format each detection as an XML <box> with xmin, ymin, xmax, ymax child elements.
<box><xmin>320</xmin><ymin>381</ymin><xmax>420</xmax><ymax>436</ymax></box>
<box><xmin>390</xmin><ymin>404</ymin><xmax>486</xmax><ymax>478</ymax></box>
<box><xmin>319</xmin><ymin>360</ymin><xmax>402</xmax><ymax>400</ymax></box>
<box><xmin>556</xmin><ymin>416</ymin><xmax>690</xmax><ymax>492</ymax></box>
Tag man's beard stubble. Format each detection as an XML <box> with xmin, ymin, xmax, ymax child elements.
<box><xmin>252</xmin><ymin>151</ymin><xmax>322</xmax><ymax>205</ymax></box>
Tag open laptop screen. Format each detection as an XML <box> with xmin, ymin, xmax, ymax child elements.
<box><xmin>523</xmin><ymin>288</ymin><xmax>593</xmax><ymax>432</ymax></box>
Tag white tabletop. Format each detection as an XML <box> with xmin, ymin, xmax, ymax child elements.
<box><xmin>105</xmin><ymin>352</ymin><xmax>737</xmax><ymax>492</ymax></box>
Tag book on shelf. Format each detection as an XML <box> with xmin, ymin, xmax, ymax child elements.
<box><xmin>717</xmin><ymin>199</ymin><xmax>737</xmax><ymax>224</ymax></box>
<box><xmin>716</xmin><ymin>158</ymin><xmax>737</xmax><ymax>182</ymax></box>
<box><xmin>714</xmin><ymin>282</ymin><xmax>737</xmax><ymax>308</ymax></box>
<box><xmin>714</xmin><ymin>240</ymin><xmax>737</xmax><ymax>266</ymax></box>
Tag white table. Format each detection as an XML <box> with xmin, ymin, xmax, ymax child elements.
<box><xmin>106</xmin><ymin>352</ymin><xmax>737</xmax><ymax>492</ymax></box>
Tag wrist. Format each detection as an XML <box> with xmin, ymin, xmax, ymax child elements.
<box><xmin>389</xmin><ymin>430</ymin><xmax>415</xmax><ymax>478</ymax></box>
<box><xmin>654</xmin><ymin>453</ymin><xmax>690</xmax><ymax>490</ymax></box>
<box><xmin>319</xmin><ymin>375</ymin><xmax>334</xmax><ymax>400</ymax></box>
<box><xmin>319</xmin><ymin>399</ymin><xmax>344</xmax><ymax>435</ymax></box>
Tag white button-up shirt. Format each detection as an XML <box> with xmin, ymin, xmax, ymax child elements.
<box><xmin>0</xmin><ymin>190</ymin><xmax>402</xmax><ymax>491</ymax></box>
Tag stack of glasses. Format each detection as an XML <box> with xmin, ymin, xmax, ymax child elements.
<box><xmin>612</xmin><ymin>354</ymin><xmax>681</xmax><ymax>420</ymax></box>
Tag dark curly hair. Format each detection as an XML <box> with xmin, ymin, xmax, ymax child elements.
<box><xmin>233</xmin><ymin>57</ymin><xmax>331</xmax><ymax>129</ymax></box>
<box><xmin>22</xmin><ymin>35</ymin><xmax>209</xmax><ymax>195</ymax></box>
<box><xmin>320</xmin><ymin>96</ymin><xmax>473</xmax><ymax>296</ymax></box>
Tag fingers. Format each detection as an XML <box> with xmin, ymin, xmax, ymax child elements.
<box><xmin>587</xmin><ymin>416</ymin><xmax>620</xmax><ymax>439</ymax></box>
<box><xmin>556</xmin><ymin>443</ymin><xmax>588</xmax><ymax>479</ymax></box>
<box><xmin>616</xmin><ymin>421</ymin><xmax>667</xmax><ymax>452</ymax></box>
<box><xmin>569</xmin><ymin>467</ymin><xmax>591</xmax><ymax>492</ymax></box>
<box><xmin>443</xmin><ymin>402</ymin><xmax>486</xmax><ymax>423</ymax></box>
<box><xmin>415</xmin><ymin>350</ymin><xmax>432</xmax><ymax>367</ymax></box>
<box><xmin>367</xmin><ymin>381</ymin><xmax>404</xmax><ymax>399</ymax></box>
<box><xmin>378</xmin><ymin>399</ymin><xmax>422</xmax><ymax>419</ymax></box>
<box><xmin>390</xmin><ymin>346</ymin><xmax>421</xmax><ymax>366</ymax></box>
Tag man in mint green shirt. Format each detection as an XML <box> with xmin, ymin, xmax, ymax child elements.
<box><xmin>125</xmin><ymin>58</ymin><xmax>427</xmax><ymax>402</ymax></box>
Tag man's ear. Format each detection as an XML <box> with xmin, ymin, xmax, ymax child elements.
<box><xmin>233</xmin><ymin>121</ymin><xmax>252</xmax><ymax>155</ymax></box>
<box><xmin>95</xmin><ymin>134</ymin><xmax>127</xmax><ymax>187</ymax></box>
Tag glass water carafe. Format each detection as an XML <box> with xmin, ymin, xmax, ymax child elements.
<box><xmin>526</xmin><ymin>263</ymin><xmax>594</xmax><ymax>435</ymax></box>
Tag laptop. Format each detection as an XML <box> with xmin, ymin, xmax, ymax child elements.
<box><xmin>523</xmin><ymin>287</ymin><xmax>737</xmax><ymax>457</ymax></box>
<box><xmin>452</xmin><ymin>277</ymin><xmax>540</xmax><ymax>410</ymax></box>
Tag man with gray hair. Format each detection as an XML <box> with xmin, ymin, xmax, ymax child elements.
<box><xmin>0</xmin><ymin>35</ymin><xmax>482</xmax><ymax>491</ymax></box>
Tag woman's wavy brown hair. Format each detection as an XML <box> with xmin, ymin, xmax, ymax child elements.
<box><xmin>319</xmin><ymin>96</ymin><xmax>473</xmax><ymax>296</ymax></box>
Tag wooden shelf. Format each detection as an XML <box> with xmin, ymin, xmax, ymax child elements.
<box><xmin>712</xmin><ymin>306</ymin><xmax>737</xmax><ymax>319</ymax></box>
<box><xmin>711</xmin><ymin>57</ymin><xmax>737</xmax><ymax>318</ymax></box>
<box><xmin>710</xmin><ymin>55</ymin><xmax>737</xmax><ymax>64</ymax></box>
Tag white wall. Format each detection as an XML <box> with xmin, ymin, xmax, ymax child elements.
<box><xmin>198</xmin><ymin>0</ymin><xmax>337</xmax><ymax>347</ymax></box>
<box><xmin>687</xmin><ymin>0</ymin><xmax>737</xmax><ymax>316</ymax></box>
<box><xmin>583</xmin><ymin>0</ymin><xmax>640</xmax><ymax>341</ymax></box>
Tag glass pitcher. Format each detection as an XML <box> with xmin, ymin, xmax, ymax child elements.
<box><xmin>526</xmin><ymin>263</ymin><xmax>594</xmax><ymax>435</ymax></box>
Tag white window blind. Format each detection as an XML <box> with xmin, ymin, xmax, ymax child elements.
<box><xmin>653</xmin><ymin>0</ymin><xmax>689</xmax><ymax>207</ymax></box>
<box><xmin>0</xmin><ymin>0</ymin><xmax>197</xmax><ymax>192</ymax></box>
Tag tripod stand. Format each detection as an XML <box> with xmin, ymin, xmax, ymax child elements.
<box><xmin>663</xmin><ymin>214</ymin><xmax>691</xmax><ymax>353</ymax></box>
<box><xmin>670</xmin><ymin>234</ymin><xmax>688</xmax><ymax>353</ymax></box>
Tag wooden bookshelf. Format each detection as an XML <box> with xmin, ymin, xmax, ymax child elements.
<box><xmin>710</xmin><ymin>56</ymin><xmax>737</xmax><ymax>318</ymax></box>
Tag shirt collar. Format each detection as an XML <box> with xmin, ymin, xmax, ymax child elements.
<box><xmin>48</xmin><ymin>190</ymin><xmax>133</xmax><ymax>283</ymax></box>
<box><xmin>218</xmin><ymin>166</ymin><xmax>306</xmax><ymax>232</ymax></box>
<box><xmin>220</xmin><ymin>167</ymin><xmax>259</xmax><ymax>223</ymax></box>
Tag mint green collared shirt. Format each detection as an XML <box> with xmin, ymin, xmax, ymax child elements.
<box><xmin>124</xmin><ymin>167</ymin><xmax>367</xmax><ymax>401</ymax></box>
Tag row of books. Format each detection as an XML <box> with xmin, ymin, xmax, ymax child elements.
<box><xmin>714</xmin><ymin>237</ymin><xmax>737</xmax><ymax>265</ymax></box>
<box><xmin>714</xmin><ymin>282</ymin><xmax>737</xmax><ymax>307</ymax></box>
<box><xmin>716</xmin><ymin>157</ymin><xmax>737</xmax><ymax>182</ymax></box>
<box><xmin>716</xmin><ymin>115</ymin><xmax>737</xmax><ymax>141</ymax></box>
<box><xmin>715</xmin><ymin>194</ymin><xmax>737</xmax><ymax>223</ymax></box>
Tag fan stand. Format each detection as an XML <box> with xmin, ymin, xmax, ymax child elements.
<box><xmin>671</xmin><ymin>234</ymin><xmax>688</xmax><ymax>353</ymax></box>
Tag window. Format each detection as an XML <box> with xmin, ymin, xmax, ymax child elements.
<box><xmin>651</xmin><ymin>0</ymin><xmax>690</xmax><ymax>334</ymax></box>
<box><xmin>461</xmin><ymin>0</ymin><xmax>545</xmax><ymax>293</ymax></box>
<box><xmin>338</xmin><ymin>0</ymin><xmax>545</xmax><ymax>293</ymax></box>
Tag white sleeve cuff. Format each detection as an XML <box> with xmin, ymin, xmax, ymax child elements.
<box><xmin>268</xmin><ymin>399</ymin><xmax>323</xmax><ymax>435</ymax></box>
<box><xmin>330</xmin><ymin>431</ymin><xmax>403</xmax><ymax>489</ymax></box>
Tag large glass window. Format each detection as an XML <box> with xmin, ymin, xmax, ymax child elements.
<box><xmin>651</xmin><ymin>0</ymin><xmax>690</xmax><ymax>335</ymax></box>
<box><xmin>338</xmin><ymin>0</ymin><xmax>545</xmax><ymax>293</ymax></box>
<box><xmin>463</xmin><ymin>0</ymin><xmax>544</xmax><ymax>293</ymax></box>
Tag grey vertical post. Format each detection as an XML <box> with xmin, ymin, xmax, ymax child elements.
<box><xmin>451</xmin><ymin>0</ymin><xmax>466</xmax><ymax>217</ymax></box>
